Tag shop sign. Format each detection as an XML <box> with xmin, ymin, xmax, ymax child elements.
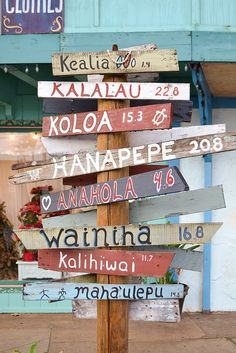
<box><xmin>1</xmin><ymin>0</ymin><xmax>64</xmax><ymax>34</ymax></box>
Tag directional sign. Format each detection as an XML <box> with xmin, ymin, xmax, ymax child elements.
<box><xmin>15</xmin><ymin>222</ymin><xmax>223</xmax><ymax>250</ymax></box>
<box><xmin>42</xmin><ymin>103</ymin><xmax>173</xmax><ymax>137</ymax></box>
<box><xmin>23</xmin><ymin>282</ymin><xmax>184</xmax><ymax>301</ymax></box>
<box><xmin>9</xmin><ymin>132</ymin><xmax>235</xmax><ymax>184</ymax></box>
<box><xmin>38</xmin><ymin>81</ymin><xmax>190</xmax><ymax>100</ymax></box>
<box><xmin>73</xmin><ymin>299</ymin><xmax>181</xmax><ymax>322</ymax></box>
<box><xmin>63</xmin><ymin>165</ymin><xmax>168</xmax><ymax>187</ymax></box>
<box><xmin>38</xmin><ymin>249</ymin><xmax>174</xmax><ymax>277</ymax></box>
<box><xmin>40</xmin><ymin>167</ymin><xmax>189</xmax><ymax>213</ymax></box>
<box><xmin>52</xmin><ymin>49</ymin><xmax>179</xmax><ymax>76</ymax></box>
<box><xmin>40</xmin><ymin>123</ymin><xmax>226</xmax><ymax>156</ymax></box>
<box><xmin>41</xmin><ymin>186</ymin><xmax>225</xmax><ymax>228</ymax></box>
<box><xmin>43</xmin><ymin>98</ymin><xmax>193</xmax><ymax>123</ymax></box>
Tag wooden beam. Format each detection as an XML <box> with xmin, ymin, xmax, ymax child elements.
<box><xmin>96</xmin><ymin>73</ymin><xmax>129</xmax><ymax>353</ymax></box>
<box><xmin>201</xmin><ymin>63</ymin><xmax>236</xmax><ymax>97</ymax></box>
<box><xmin>0</xmin><ymin>65</ymin><xmax>37</xmax><ymax>87</ymax></box>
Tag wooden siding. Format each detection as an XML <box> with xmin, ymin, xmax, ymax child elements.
<box><xmin>64</xmin><ymin>0</ymin><xmax>236</xmax><ymax>33</ymax></box>
<box><xmin>1</xmin><ymin>1</ymin><xmax>236</xmax><ymax>64</ymax></box>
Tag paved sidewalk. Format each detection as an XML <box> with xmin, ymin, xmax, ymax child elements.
<box><xmin>0</xmin><ymin>312</ymin><xmax>236</xmax><ymax>353</ymax></box>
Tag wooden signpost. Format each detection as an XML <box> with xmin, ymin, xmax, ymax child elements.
<box><xmin>9</xmin><ymin>132</ymin><xmax>235</xmax><ymax>184</ymax></box>
<box><xmin>38</xmin><ymin>81</ymin><xmax>190</xmax><ymax>100</ymax></box>
<box><xmin>52</xmin><ymin>49</ymin><xmax>179</xmax><ymax>75</ymax></box>
<box><xmin>12</xmin><ymin>44</ymin><xmax>229</xmax><ymax>353</ymax></box>
<box><xmin>96</xmin><ymin>72</ymin><xmax>129</xmax><ymax>353</ymax></box>
<box><xmin>42</xmin><ymin>103</ymin><xmax>173</xmax><ymax>137</ymax></box>
<box><xmin>39</xmin><ymin>167</ymin><xmax>189</xmax><ymax>213</ymax></box>
<box><xmin>39</xmin><ymin>123</ymin><xmax>226</xmax><ymax>156</ymax></box>
<box><xmin>15</xmin><ymin>223</ymin><xmax>223</xmax><ymax>250</ymax></box>
<box><xmin>38</xmin><ymin>249</ymin><xmax>174</xmax><ymax>277</ymax></box>
<box><xmin>23</xmin><ymin>282</ymin><xmax>184</xmax><ymax>301</ymax></box>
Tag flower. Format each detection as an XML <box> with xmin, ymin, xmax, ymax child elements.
<box><xmin>30</xmin><ymin>185</ymin><xmax>53</xmax><ymax>195</ymax></box>
<box><xmin>18</xmin><ymin>185</ymin><xmax>53</xmax><ymax>229</ymax></box>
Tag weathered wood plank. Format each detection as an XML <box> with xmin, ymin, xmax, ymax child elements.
<box><xmin>52</xmin><ymin>49</ymin><xmax>179</xmax><ymax>75</ymax></box>
<box><xmin>15</xmin><ymin>222</ymin><xmax>222</xmax><ymax>250</ymax></box>
<box><xmin>38</xmin><ymin>81</ymin><xmax>190</xmax><ymax>100</ymax></box>
<box><xmin>23</xmin><ymin>283</ymin><xmax>184</xmax><ymax>301</ymax></box>
<box><xmin>42</xmin><ymin>103</ymin><xmax>173</xmax><ymax>137</ymax></box>
<box><xmin>9</xmin><ymin>132</ymin><xmax>233</xmax><ymax>184</ymax></box>
<box><xmin>39</xmin><ymin>123</ymin><xmax>226</xmax><ymax>157</ymax></box>
<box><xmin>40</xmin><ymin>167</ymin><xmax>189</xmax><ymax>213</ymax></box>
<box><xmin>133</xmin><ymin>100</ymin><xmax>192</xmax><ymax>122</ymax></box>
<box><xmin>42</xmin><ymin>99</ymin><xmax>193</xmax><ymax>123</ymax></box>
<box><xmin>72</xmin><ymin>299</ymin><xmax>181</xmax><ymax>322</ymax></box>
<box><xmin>48</xmin><ymin>247</ymin><xmax>203</xmax><ymax>273</ymax></box>
<box><xmin>10</xmin><ymin>125</ymin><xmax>224</xmax><ymax>169</ymax></box>
<box><xmin>130</xmin><ymin>185</ymin><xmax>225</xmax><ymax>223</ymax></box>
<box><xmin>41</xmin><ymin>186</ymin><xmax>225</xmax><ymax>227</ymax></box>
<box><xmin>63</xmin><ymin>165</ymin><xmax>168</xmax><ymax>187</ymax></box>
<box><xmin>134</xmin><ymin>247</ymin><xmax>203</xmax><ymax>272</ymax></box>
<box><xmin>38</xmin><ymin>249</ymin><xmax>174</xmax><ymax>277</ymax></box>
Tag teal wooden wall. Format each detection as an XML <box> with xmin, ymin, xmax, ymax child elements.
<box><xmin>64</xmin><ymin>0</ymin><xmax>236</xmax><ymax>33</ymax></box>
<box><xmin>1</xmin><ymin>0</ymin><xmax>236</xmax><ymax>64</ymax></box>
<box><xmin>0</xmin><ymin>283</ymin><xmax>71</xmax><ymax>313</ymax></box>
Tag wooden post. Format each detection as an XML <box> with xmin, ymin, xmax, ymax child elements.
<box><xmin>97</xmin><ymin>47</ymin><xmax>129</xmax><ymax>353</ymax></box>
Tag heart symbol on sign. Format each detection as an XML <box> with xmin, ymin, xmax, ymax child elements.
<box><xmin>41</xmin><ymin>196</ymin><xmax>51</xmax><ymax>211</ymax></box>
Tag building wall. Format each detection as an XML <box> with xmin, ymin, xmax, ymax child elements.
<box><xmin>64</xmin><ymin>0</ymin><xmax>236</xmax><ymax>33</ymax></box>
<box><xmin>179</xmin><ymin>108</ymin><xmax>236</xmax><ymax>311</ymax></box>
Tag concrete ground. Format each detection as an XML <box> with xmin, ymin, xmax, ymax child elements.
<box><xmin>0</xmin><ymin>312</ymin><xmax>236</xmax><ymax>353</ymax></box>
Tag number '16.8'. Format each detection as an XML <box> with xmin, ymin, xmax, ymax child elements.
<box><xmin>178</xmin><ymin>226</ymin><xmax>204</xmax><ymax>241</ymax></box>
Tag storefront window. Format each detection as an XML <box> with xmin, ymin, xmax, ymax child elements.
<box><xmin>0</xmin><ymin>132</ymin><xmax>64</xmax><ymax>280</ymax></box>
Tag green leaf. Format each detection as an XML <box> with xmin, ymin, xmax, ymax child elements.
<box><xmin>187</xmin><ymin>245</ymin><xmax>200</xmax><ymax>251</ymax></box>
<box><xmin>29</xmin><ymin>343</ymin><xmax>37</xmax><ymax>353</ymax></box>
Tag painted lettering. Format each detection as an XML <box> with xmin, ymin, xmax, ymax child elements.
<box><xmin>5</xmin><ymin>0</ymin><xmax>63</xmax><ymax>14</ymax></box>
<box><xmin>42</xmin><ymin>166</ymin><xmax>186</xmax><ymax>213</ymax></box>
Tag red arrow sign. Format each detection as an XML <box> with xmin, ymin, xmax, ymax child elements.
<box><xmin>42</xmin><ymin>103</ymin><xmax>173</xmax><ymax>137</ymax></box>
<box><xmin>38</xmin><ymin>249</ymin><xmax>174</xmax><ymax>277</ymax></box>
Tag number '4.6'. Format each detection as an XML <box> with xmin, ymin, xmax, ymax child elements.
<box><xmin>153</xmin><ymin>169</ymin><xmax>175</xmax><ymax>192</ymax></box>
